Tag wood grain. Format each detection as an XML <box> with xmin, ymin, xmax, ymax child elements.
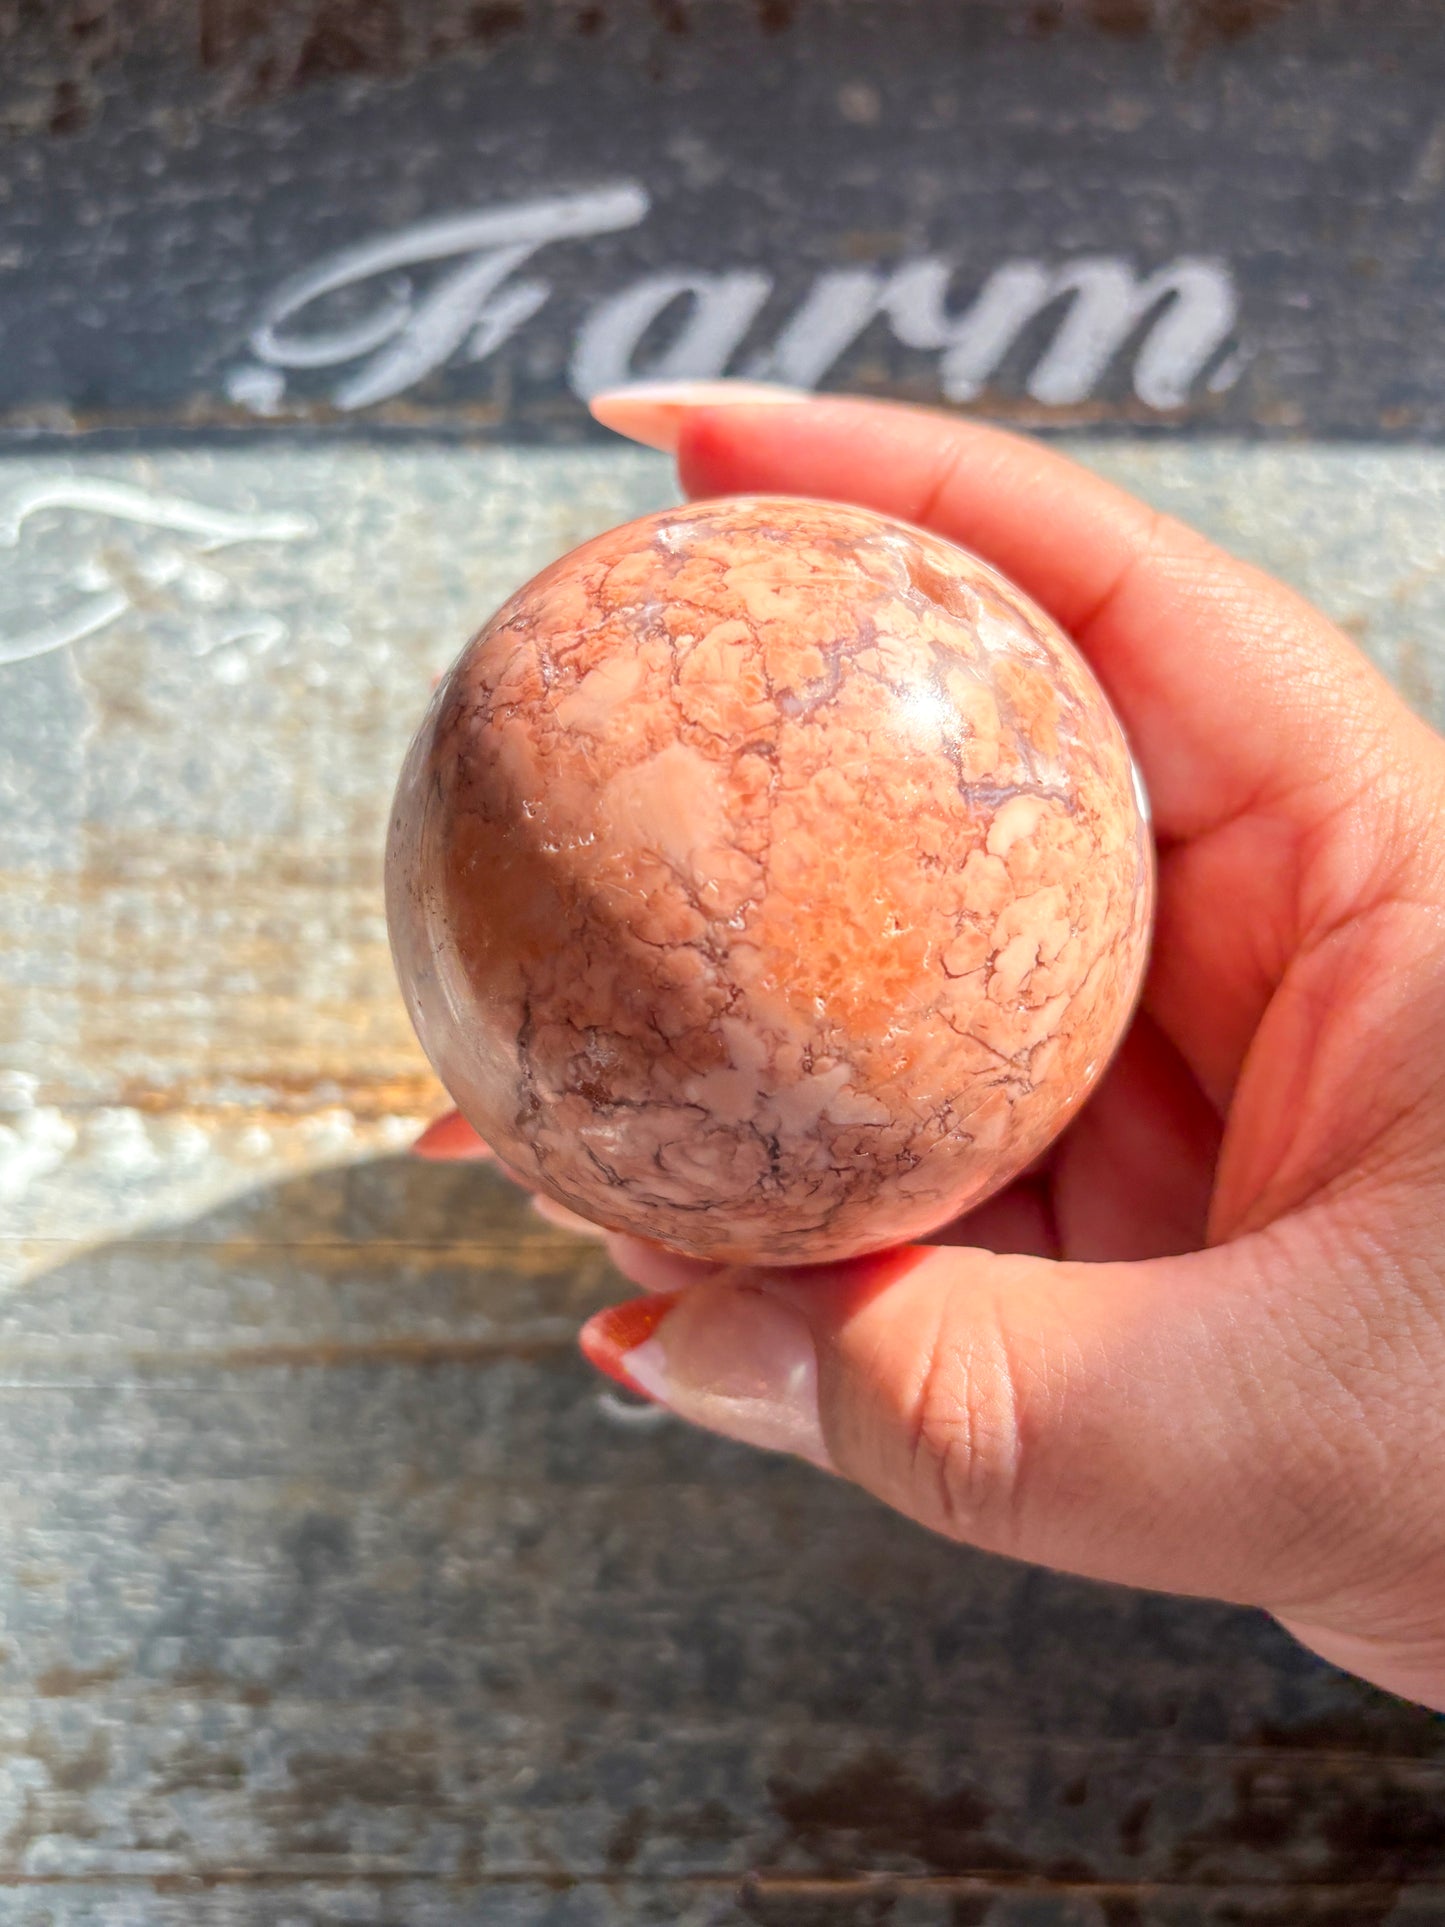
<box><xmin>4</xmin><ymin>445</ymin><xmax>1445</xmax><ymax>1922</ymax></box>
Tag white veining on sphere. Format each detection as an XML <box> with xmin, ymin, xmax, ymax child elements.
<box><xmin>226</xmin><ymin>186</ymin><xmax>1241</xmax><ymax>416</ymax></box>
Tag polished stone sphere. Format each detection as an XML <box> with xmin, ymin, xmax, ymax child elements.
<box><xmin>386</xmin><ymin>496</ymin><xmax>1153</xmax><ymax>1263</ymax></box>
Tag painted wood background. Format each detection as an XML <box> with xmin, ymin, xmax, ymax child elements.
<box><xmin>0</xmin><ymin>0</ymin><xmax>1443</xmax><ymax>440</ymax></box>
<box><xmin>4</xmin><ymin>5</ymin><xmax>1445</xmax><ymax>1922</ymax></box>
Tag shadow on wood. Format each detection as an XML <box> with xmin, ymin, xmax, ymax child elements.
<box><xmin>1</xmin><ymin>1155</ymin><xmax>1443</xmax><ymax>1924</ymax></box>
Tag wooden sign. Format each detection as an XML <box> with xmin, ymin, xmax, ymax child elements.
<box><xmin>0</xmin><ymin>0</ymin><xmax>1441</xmax><ymax>438</ymax></box>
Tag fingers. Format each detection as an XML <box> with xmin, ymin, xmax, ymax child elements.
<box><xmin>592</xmin><ymin>385</ymin><xmax>1417</xmax><ymax>848</ymax></box>
<box><xmin>410</xmin><ymin>1111</ymin><xmax>612</xmax><ymax>1239</ymax></box>
<box><xmin>591</xmin><ymin>379</ymin><xmax>804</xmax><ymax>449</ymax></box>
<box><xmin>682</xmin><ymin>397</ymin><xmax>1414</xmax><ymax>844</ymax></box>
<box><xmin>583</xmin><ymin>1284</ymin><xmax>835</xmax><ymax>1469</ymax></box>
<box><xmin>410</xmin><ymin>1109</ymin><xmax>493</xmax><ymax>1160</ymax></box>
<box><xmin>530</xmin><ymin>1191</ymin><xmax>607</xmax><ymax>1238</ymax></box>
<box><xmin>583</xmin><ymin>1228</ymin><xmax>1358</xmax><ymax>1611</ymax></box>
<box><xmin>591</xmin><ymin>384</ymin><xmax>1445</xmax><ymax>1124</ymax></box>
<box><xmin>927</xmin><ymin>1176</ymin><xmax>1059</xmax><ymax>1260</ymax></box>
<box><xmin>1048</xmin><ymin>1013</ymin><xmax>1220</xmax><ymax>1260</ymax></box>
<box><xmin>927</xmin><ymin>1016</ymin><xmax>1219</xmax><ymax>1263</ymax></box>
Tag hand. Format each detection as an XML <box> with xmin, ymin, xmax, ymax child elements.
<box><xmin>425</xmin><ymin>385</ymin><xmax>1445</xmax><ymax>1711</ymax></box>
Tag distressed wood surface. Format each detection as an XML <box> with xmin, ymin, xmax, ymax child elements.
<box><xmin>5</xmin><ymin>444</ymin><xmax>1445</xmax><ymax>1923</ymax></box>
<box><xmin>2</xmin><ymin>0</ymin><xmax>1445</xmax><ymax>440</ymax></box>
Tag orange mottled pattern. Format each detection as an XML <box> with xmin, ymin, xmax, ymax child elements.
<box><xmin>386</xmin><ymin>497</ymin><xmax>1153</xmax><ymax>1263</ymax></box>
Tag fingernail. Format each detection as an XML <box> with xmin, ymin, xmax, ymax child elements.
<box><xmin>580</xmin><ymin>1286</ymin><xmax>830</xmax><ymax>1467</ymax></box>
<box><xmin>580</xmin><ymin>1293</ymin><xmax>676</xmax><ymax>1392</ymax></box>
<box><xmin>411</xmin><ymin>1111</ymin><xmax>493</xmax><ymax>1161</ymax></box>
<box><xmin>588</xmin><ymin>379</ymin><xmax>809</xmax><ymax>454</ymax></box>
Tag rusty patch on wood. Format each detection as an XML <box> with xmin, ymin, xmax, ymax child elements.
<box><xmin>1085</xmin><ymin>0</ymin><xmax>1152</xmax><ymax>38</ymax></box>
<box><xmin>7</xmin><ymin>0</ymin><xmax>1314</xmax><ymax>128</ymax></box>
<box><xmin>604</xmin><ymin>1804</ymin><xmax>650</xmax><ymax>1872</ymax></box>
<box><xmin>765</xmin><ymin>1738</ymin><xmax>1445</xmax><ymax>1912</ymax></box>
<box><xmin>1</xmin><ymin>1790</ymin><xmax>103</xmax><ymax>1870</ymax></box>
<box><xmin>20</xmin><ymin>1725</ymin><xmax>113</xmax><ymax>1797</ymax></box>
<box><xmin>1166</xmin><ymin>1756</ymin><xmax>1445</xmax><ymax>1897</ymax></box>
<box><xmin>254</xmin><ymin>1728</ymin><xmax>449</xmax><ymax>1859</ymax></box>
<box><xmin>1180</xmin><ymin>0</ymin><xmax>1302</xmax><ymax>47</ymax></box>
<box><xmin>1027</xmin><ymin>0</ymin><xmax>1303</xmax><ymax>45</ymax></box>
<box><xmin>168</xmin><ymin>1665</ymin><xmax>274</xmax><ymax>1707</ymax></box>
<box><xmin>33</xmin><ymin>1660</ymin><xmax>125</xmax><ymax>1698</ymax></box>
<box><xmin>1251</xmin><ymin>1706</ymin><xmax>1445</xmax><ymax>1762</ymax></box>
<box><xmin>769</xmin><ymin>1748</ymin><xmax>1090</xmax><ymax>1883</ymax></box>
<box><xmin>3</xmin><ymin>1075</ymin><xmax>441</xmax><ymax>1123</ymax></box>
<box><xmin>152</xmin><ymin>1738</ymin><xmax>249</xmax><ymax>1796</ymax></box>
<box><xmin>108</xmin><ymin>1079</ymin><xmax>444</xmax><ymax>1121</ymax></box>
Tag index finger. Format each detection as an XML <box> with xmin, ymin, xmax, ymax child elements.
<box><xmin>670</xmin><ymin>397</ymin><xmax>1408</xmax><ymax>846</ymax></box>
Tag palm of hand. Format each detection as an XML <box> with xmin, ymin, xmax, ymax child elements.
<box><xmin>425</xmin><ymin>392</ymin><xmax>1445</xmax><ymax>1711</ymax></box>
<box><xmin>665</xmin><ymin>399</ymin><xmax>1445</xmax><ymax>1706</ymax></box>
<box><xmin>974</xmin><ymin>769</ymin><xmax>1444</xmax><ymax>1269</ymax></box>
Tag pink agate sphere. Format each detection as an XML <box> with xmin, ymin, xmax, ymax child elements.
<box><xmin>386</xmin><ymin>496</ymin><xmax>1153</xmax><ymax>1264</ymax></box>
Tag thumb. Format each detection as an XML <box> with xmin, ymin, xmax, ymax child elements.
<box><xmin>584</xmin><ymin>1232</ymin><xmax>1338</xmax><ymax>1610</ymax></box>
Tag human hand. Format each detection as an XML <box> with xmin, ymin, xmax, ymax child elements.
<box><xmin>422</xmin><ymin>385</ymin><xmax>1445</xmax><ymax>1710</ymax></box>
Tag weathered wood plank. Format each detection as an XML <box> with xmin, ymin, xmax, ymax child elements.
<box><xmin>1</xmin><ymin>1161</ymin><xmax>1444</xmax><ymax>1906</ymax></box>
<box><xmin>3</xmin><ymin>0</ymin><xmax>1445</xmax><ymax>439</ymax></box>
<box><xmin>5</xmin><ymin>442</ymin><xmax>1445</xmax><ymax>1267</ymax></box>
<box><xmin>5</xmin><ymin>443</ymin><xmax>1445</xmax><ymax>1918</ymax></box>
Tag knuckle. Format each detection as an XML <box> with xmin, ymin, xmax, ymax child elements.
<box><xmin>905</xmin><ymin>1289</ymin><xmax>1031</xmax><ymax>1550</ymax></box>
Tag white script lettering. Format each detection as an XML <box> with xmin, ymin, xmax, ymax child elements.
<box><xmin>570</xmin><ymin>270</ymin><xmax>773</xmax><ymax>397</ymax></box>
<box><xmin>226</xmin><ymin>185</ymin><xmax>1241</xmax><ymax>417</ymax></box>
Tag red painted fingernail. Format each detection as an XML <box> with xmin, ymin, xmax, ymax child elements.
<box><xmin>579</xmin><ymin>1293</ymin><xmax>681</xmax><ymax>1392</ymax></box>
<box><xmin>580</xmin><ymin>1286</ymin><xmax>831</xmax><ymax>1466</ymax></box>
<box><xmin>411</xmin><ymin>1111</ymin><xmax>493</xmax><ymax>1161</ymax></box>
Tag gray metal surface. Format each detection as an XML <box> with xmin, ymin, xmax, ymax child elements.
<box><xmin>4</xmin><ymin>442</ymin><xmax>1445</xmax><ymax>1920</ymax></box>
<box><xmin>1</xmin><ymin>0</ymin><xmax>1443</xmax><ymax>440</ymax></box>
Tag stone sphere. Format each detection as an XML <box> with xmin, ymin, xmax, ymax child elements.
<box><xmin>386</xmin><ymin>496</ymin><xmax>1153</xmax><ymax>1264</ymax></box>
